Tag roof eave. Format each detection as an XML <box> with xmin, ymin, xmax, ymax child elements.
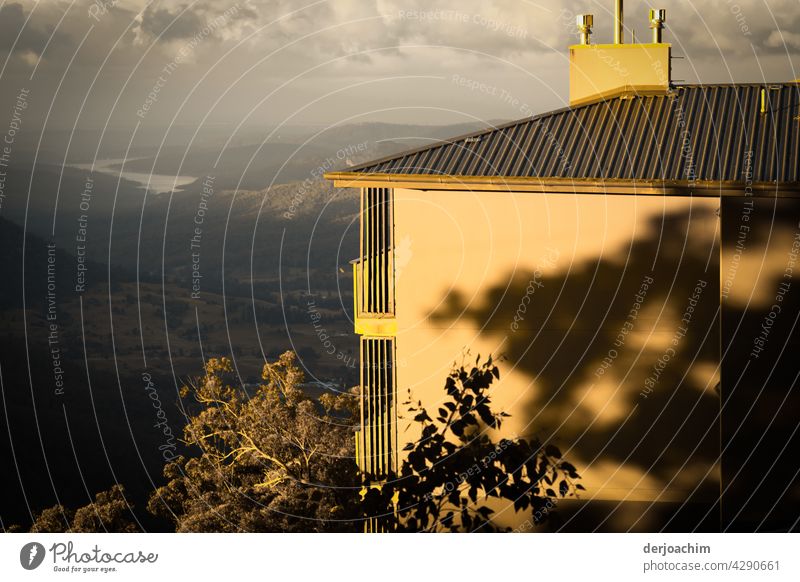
<box><xmin>324</xmin><ymin>172</ymin><xmax>800</xmax><ymax>198</ymax></box>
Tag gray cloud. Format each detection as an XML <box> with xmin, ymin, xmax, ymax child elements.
<box><xmin>0</xmin><ymin>0</ymin><xmax>796</xmax><ymax>131</ymax></box>
<box><xmin>136</xmin><ymin>4</ymin><xmax>206</xmax><ymax>42</ymax></box>
<box><xmin>0</xmin><ymin>2</ymin><xmax>69</xmax><ymax>57</ymax></box>
<box><xmin>132</xmin><ymin>0</ymin><xmax>261</xmax><ymax>44</ymax></box>
<box><xmin>765</xmin><ymin>29</ymin><xmax>800</xmax><ymax>52</ymax></box>
<box><xmin>4</xmin><ymin>1</ymin><xmax>798</xmax><ymax>66</ymax></box>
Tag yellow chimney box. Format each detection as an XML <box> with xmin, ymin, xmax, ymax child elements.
<box><xmin>569</xmin><ymin>43</ymin><xmax>671</xmax><ymax>107</ymax></box>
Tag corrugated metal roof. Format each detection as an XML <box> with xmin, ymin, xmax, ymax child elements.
<box><xmin>346</xmin><ymin>84</ymin><xmax>800</xmax><ymax>184</ymax></box>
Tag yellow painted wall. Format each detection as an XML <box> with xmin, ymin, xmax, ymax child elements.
<box><xmin>392</xmin><ymin>188</ymin><xmax>720</xmax><ymax>526</ymax></box>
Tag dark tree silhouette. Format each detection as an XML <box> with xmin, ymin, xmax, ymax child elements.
<box><xmin>362</xmin><ymin>355</ymin><xmax>583</xmax><ymax>532</ymax></box>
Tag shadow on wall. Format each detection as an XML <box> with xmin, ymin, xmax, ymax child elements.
<box><xmin>429</xmin><ymin>206</ymin><xmax>722</xmax><ymax>532</ymax></box>
<box><xmin>428</xmin><ymin>201</ymin><xmax>800</xmax><ymax>532</ymax></box>
<box><xmin>720</xmin><ymin>196</ymin><xmax>800</xmax><ymax>533</ymax></box>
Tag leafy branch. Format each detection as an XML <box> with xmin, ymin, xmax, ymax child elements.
<box><xmin>362</xmin><ymin>354</ymin><xmax>583</xmax><ymax>532</ymax></box>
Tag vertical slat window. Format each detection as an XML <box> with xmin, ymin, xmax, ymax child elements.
<box><xmin>359</xmin><ymin>337</ymin><xmax>396</xmax><ymax>480</ymax></box>
<box><xmin>359</xmin><ymin>188</ymin><xmax>394</xmax><ymax>315</ymax></box>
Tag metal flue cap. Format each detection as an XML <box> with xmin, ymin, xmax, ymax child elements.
<box><xmin>576</xmin><ymin>14</ymin><xmax>593</xmax><ymax>45</ymax></box>
<box><xmin>649</xmin><ymin>9</ymin><xmax>666</xmax><ymax>43</ymax></box>
<box><xmin>649</xmin><ymin>9</ymin><xmax>666</xmax><ymax>25</ymax></box>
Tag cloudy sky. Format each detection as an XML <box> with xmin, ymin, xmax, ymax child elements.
<box><xmin>0</xmin><ymin>0</ymin><xmax>798</xmax><ymax>133</ymax></box>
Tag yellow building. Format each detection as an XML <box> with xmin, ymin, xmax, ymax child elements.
<box><xmin>326</xmin><ymin>6</ymin><xmax>800</xmax><ymax>531</ymax></box>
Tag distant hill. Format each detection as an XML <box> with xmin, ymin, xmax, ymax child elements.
<box><xmin>0</xmin><ymin>216</ymin><xmax>113</xmax><ymax>310</ymax></box>
<box><xmin>119</xmin><ymin>120</ymin><xmax>497</xmax><ymax>190</ymax></box>
<box><xmin>0</xmin><ymin>118</ymin><xmax>498</xmax><ymax>530</ymax></box>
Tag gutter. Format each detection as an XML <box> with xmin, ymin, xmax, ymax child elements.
<box><xmin>324</xmin><ymin>172</ymin><xmax>800</xmax><ymax>198</ymax></box>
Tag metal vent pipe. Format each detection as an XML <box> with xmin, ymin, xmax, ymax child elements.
<box><xmin>650</xmin><ymin>9</ymin><xmax>666</xmax><ymax>43</ymax></box>
<box><xmin>577</xmin><ymin>14</ymin><xmax>593</xmax><ymax>45</ymax></box>
<box><xmin>615</xmin><ymin>0</ymin><xmax>624</xmax><ymax>44</ymax></box>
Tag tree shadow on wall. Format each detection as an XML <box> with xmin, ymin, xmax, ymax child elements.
<box><xmin>428</xmin><ymin>206</ymin><xmax>723</xmax><ymax>532</ymax></box>
<box><xmin>718</xmin><ymin>196</ymin><xmax>800</xmax><ymax>532</ymax></box>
